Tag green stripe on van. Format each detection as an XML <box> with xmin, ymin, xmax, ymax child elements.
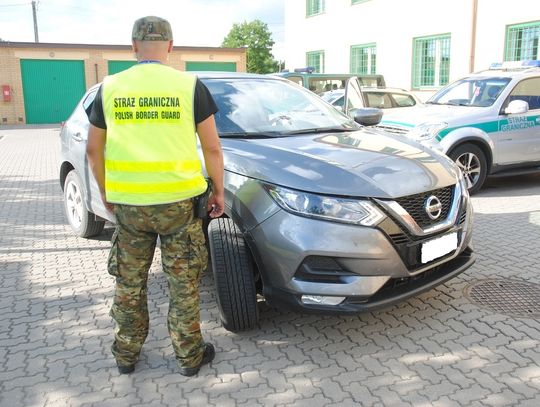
<box><xmin>437</xmin><ymin>121</ymin><xmax>500</xmax><ymax>141</ymax></box>
<box><xmin>436</xmin><ymin>116</ymin><xmax>539</xmax><ymax>141</ymax></box>
<box><xmin>380</xmin><ymin>120</ymin><xmax>415</xmax><ymax>128</ymax></box>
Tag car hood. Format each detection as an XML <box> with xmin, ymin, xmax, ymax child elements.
<box><xmin>380</xmin><ymin>104</ymin><xmax>487</xmax><ymax>129</ymax></box>
<box><xmin>221</xmin><ymin>128</ymin><xmax>458</xmax><ymax>199</ymax></box>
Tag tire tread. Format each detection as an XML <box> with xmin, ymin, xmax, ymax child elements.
<box><xmin>208</xmin><ymin>218</ymin><xmax>258</xmax><ymax>332</ymax></box>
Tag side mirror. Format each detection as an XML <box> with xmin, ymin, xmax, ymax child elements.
<box><xmin>505</xmin><ymin>99</ymin><xmax>529</xmax><ymax>115</ymax></box>
<box><xmin>351</xmin><ymin>108</ymin><xmax>383</xmax><ymax>126</ymax></box>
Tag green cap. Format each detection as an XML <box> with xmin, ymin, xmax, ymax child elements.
<box><xmin>132</xmin><ymin>16</ymin><xmax>173</xmax><ymax>41</ymax></box>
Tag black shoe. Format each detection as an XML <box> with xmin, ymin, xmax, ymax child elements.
<box><xmin>117</xmin><ymin>364</ymin><xmax>135</xmax><ymax>374</ymax></box>
<box><xmin>178</xmin><ymin>343</ymin><xmax>215</xmax><ymax>377</ymax></box>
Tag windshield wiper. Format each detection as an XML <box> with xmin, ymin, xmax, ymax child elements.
<box><xmin>219</xmin><ymin>131</ymin><xmax>282</xmax><ymax>139</ymax></box>
<box><xmin>283</xmin><ymin>127</ymin><xmax>354</xmax><ymax>136</ymax></box>
<box><xmin>447</xmin><ymin>101</ymin><xmax>470</xmax><ymax>106</ymax></box>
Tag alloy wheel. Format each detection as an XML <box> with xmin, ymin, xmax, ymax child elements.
<box><xmin>455</xmin><ymin>152</ymin><xmax>481</xmax><ymax>190</ymax></box>
<box><xmin>65</xmin><ymin>180</ymin><xmax>83</xmax><ymax>229</ymax></box>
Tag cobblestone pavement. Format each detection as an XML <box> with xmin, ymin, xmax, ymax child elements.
<box><xmin>1</xmin><ymin>127</ymin><xmax>539</xmax><ymax>407</ymax></box>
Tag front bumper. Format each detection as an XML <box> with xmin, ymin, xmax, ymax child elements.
<box><xmin>262</xmin><ymin>247</ymin><xmax>474</xmax><ymax>314</ymax></box>
<box><xmin>245</xmin><ymin>190</ymin><xmax>474</xmax><ymax>314</ymax></box>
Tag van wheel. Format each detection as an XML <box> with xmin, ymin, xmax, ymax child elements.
<box><xmin>449</xmin><ymin>143</ymin><xmax>487</xmax><ymax>194</ymax></box>
<box><xmin>208</xmin><ymin>218</ymin><xmax>258</xmax><ymax>332</ymax></box>
<box><xmin>63</xmin><ymin>170</ymin><xmax>105</xmax><ymax>238</ymax></box>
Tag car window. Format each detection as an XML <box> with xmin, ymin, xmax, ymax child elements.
<box><xmin>429</xmin><ymin>77</ymin><xmax>511</xmax><ymax>107</ymax></box>
<box><xmin>68</xmin><ymin>88</ymin><xmax>98</xmax><ymax>125</ymax></box>
<box><xmin>202</xmin><ymin>78</ymin><xmax>358</xmax><ymax>135</ymax></box>
<box><xmin>332</xmin><ymin>95</ymin><xmax>345</xmax><ymax>108</ymax></box>
<box><xmin>507</xmin><ymin>77</ymin><xmax>540</xmax><ymax>110</ymax></box>
<box><xmin>320</xmin><ymin>90</ymin><xmax>344</xmax><ymax>106</ymax></box>
<box><xmin>344</xmin><ymin>78</ymin><xmax>365</xmax><ymax>114</ymax></box>
<box><xmin>308</xmin><ymin>78</ymin><xmax>345</xmax><ymax>94</ymax></box>
<box><xmin>392</xmin><ymin>93</ymin><xmax>417</xmax><ymax>107</ymax></box>
<box><xmin>365</xmin><ymin>92</ymin><xmax>392</xmax><ymax>109</ymax></box>
<box><xmin>285</xmin><ymin>75</ymin><xmax>303</xmax><ymax>86</ymax></box>
<box><xmin>82</xmin><ymin>89</ymin><xmax>98</xmax><ymax>114</ymax></box>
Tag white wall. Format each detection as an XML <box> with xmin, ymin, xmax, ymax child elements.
<box><xmin>285</xmin><ymin>0</ymin><xmax>540</xmax><ymax>99</ymax></box>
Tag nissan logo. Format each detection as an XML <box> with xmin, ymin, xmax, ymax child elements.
<box><xmin>425</xmin><ymin>195</ymin><xmax>443</xmax><ymax>220</ymax></box>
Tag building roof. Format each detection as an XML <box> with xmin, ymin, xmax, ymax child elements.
<box><xmin>0</xmin><ymin>41</ymin><xmax>246</xmax><ymax>53</ymax></box>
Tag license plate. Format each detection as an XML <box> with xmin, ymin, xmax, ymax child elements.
<box><xmin>421</xmin><ymin>232</ymin><xmax>458</xmax><ymax>264</ymax></box>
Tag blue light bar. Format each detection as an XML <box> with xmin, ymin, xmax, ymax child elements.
<box><xmin>490</xmin><ymin>60</ymin><xmax>540</xmax><ymax>70</ymax></box>
<box><xmin>294</xmin><ymin>67</ymin><xmax>315</xmax><ymax>73</ymax></box>
<box><xmin>521</xmin><ymin>60</ymin><xmax>540</xmax><ymax>67</ymax></box>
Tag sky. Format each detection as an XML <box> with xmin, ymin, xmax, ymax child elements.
<box><xmin>0</xmin><ymin>0</ymin><xmax>286</xmax><ymax>60</ymax></box>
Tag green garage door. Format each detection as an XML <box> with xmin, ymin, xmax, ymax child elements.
<box><xmin>20</xmin><ymin>59</ymin><xmax>86</xmax><ymax>124</ymax></box>
<box><xmin>185</xmin><ymin>62</ymin><xmax>237</xmax><ymax>72</ymax></box>
<box><xmin>108</xmin><ymin>60</ymin><xmax>137</xmax><ymax>74</ymax></box>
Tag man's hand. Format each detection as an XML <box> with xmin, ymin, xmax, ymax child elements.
<box><xmin>100</xmin><ymin>190</ymin><xmax>115</xmax><ymax>213</ymax></box>
<box><xmin>197</xmin><ymin>115</ymin><xmax>225</xmax><ymax>219</ymax></box>
<box><xmin>208</xmin><ymin>192</ymin><xmax>224</xmax><ymax>218</ymax></box>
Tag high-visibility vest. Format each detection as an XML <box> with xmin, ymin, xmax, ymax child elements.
<box><xmin>102</xmin><ymin>63</ymin><xmax>207</xmax><ymax>205</ymax></box>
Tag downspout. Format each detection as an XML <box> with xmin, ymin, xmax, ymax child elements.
<box><xmin>94</xmin><ymin>63</ymin><xmax>99</xmax><ymax>84</ymax></box>
<box><xmin>469</xmin><ymin>0</ymin><xmax>478</xmax><ymax>73</ymax></box>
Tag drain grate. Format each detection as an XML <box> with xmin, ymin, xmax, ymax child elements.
<box><xmin>464</xmin><ymin>279</ymin><xmax>540</xmax><ymax>319</ymax></box>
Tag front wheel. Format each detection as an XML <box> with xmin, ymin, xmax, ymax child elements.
<box><xmin>449</xmin><ymin>143</ymin><xmax>488</xmax><ymax>194</ymax></box>
<box><xmin>63</xmin><ymin>170</ymin><xmax>105</xmax><ymax>238</ymax></box>
<box><xmin>208</xmin><ymin>218</ymin><xmax>258</xmax><ymax>332</ymax></box>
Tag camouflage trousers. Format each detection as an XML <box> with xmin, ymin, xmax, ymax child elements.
<box><xmin>108</xmin><ymin>199</ymin><xmax>208</xmax><ymax>368</ymax></box>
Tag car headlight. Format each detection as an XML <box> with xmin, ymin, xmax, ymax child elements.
<box><xmin>264</xmin><ymin>184</ymin><xmax>385</xmax><ymax>226</ymax></box>
<box><xmin>408</xmin><ymin>122</ymin><xmax>448</xmax><ymax>141</ymax></box>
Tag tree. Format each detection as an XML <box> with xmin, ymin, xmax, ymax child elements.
<box><xmin>222</xmin><ymin>20</ymin><xmax>278</xmax><ymax>74</ymax></box>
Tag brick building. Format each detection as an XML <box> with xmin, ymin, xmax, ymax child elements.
<box><xmin>0</xmin><ymin>42</ymin><xmax>246</xmax><ymax>125</ymax></box>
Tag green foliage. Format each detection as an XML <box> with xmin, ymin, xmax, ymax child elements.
<box><xmin>222</xmin><ymin>20</ymin><xmax>278</xmax><ymax>74</ymax></box>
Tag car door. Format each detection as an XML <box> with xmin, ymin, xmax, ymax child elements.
<box><xmin>66</xmin><ymin>89</ymin><xmax>96</xmax><ymax>181</ymax></box>
<box><xmin>495</xmin><ymin>77</ymin><xmax>540</xmax><ymax>165</ymax></box>
<box><xmin>68</xmin><ymin>88</ymin><xmax>107</xmax><ymax>216</ymax></box>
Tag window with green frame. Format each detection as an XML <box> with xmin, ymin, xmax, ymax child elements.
<box><xmin>306</xmin><ymin>0</ymin><xmax>325</xmax><ymax>17</ymax></box>
<box><xmin>306</xmin><ymin>50</ymin><xmax>325</xmax><ymax>73</ymax></box>
<box><xmin>412</xmin><ymin>34</ymin><xmax>451</xmax><ymax>89</ymax></box>
<box><xmin>350</xmin><ymin>43</ymin><xmax>376</xmax><ymax>74</ymax></box>
<box><xmin>505</xmin><ymin>21</ymin><xmax>540</xmax><ymax>61</ymax></box>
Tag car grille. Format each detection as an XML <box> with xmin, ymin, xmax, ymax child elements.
<box><xmin>376</xmin><ymin>185</ymin><xmax>465</xmax><ymax>271</ymax></box>
<box><xmin>395</xmin><ymin>186</ymin><xmax>454</xmax><ymax>229</ymax></box>
<box><xmin>374</xmin><ymin>124</ymin><xmax>410</xmax><ymax>136</ymax></box>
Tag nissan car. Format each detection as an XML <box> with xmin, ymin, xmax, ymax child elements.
<box><xmin>59</xmin><ymin>72</ymin><xmax>475</xmax><ymax>332</ymax></box>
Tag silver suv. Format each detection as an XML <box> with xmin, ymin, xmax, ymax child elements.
<box><xmin>377</xmin><ymin>61</ymin><xmax>540</xmax><ymax>193</ymax></box>
<box><xmin>59</xmin><ymin>73</ymin><xmax>475</xmax><ymax>332</ymax></box>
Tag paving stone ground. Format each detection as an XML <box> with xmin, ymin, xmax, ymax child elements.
<box><xmin>0</xmin><ymin>127</ymin><xmax>539</xmax><ymax>407</ymax></box>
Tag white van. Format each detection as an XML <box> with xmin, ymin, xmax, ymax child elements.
<box><xmin>376</xmin><ymin>61</ymin><xmax>540</xmax><ymax>193</ymax></box>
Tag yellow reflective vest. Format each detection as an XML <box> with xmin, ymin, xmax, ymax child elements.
<box><xmin>102</xmin><ymin>63</ymin><xmax>207</xmax><ymax>205</ymax></box>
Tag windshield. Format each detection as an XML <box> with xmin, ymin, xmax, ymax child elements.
<box><xmin>428</xmin><ymin>77</ymin><xmax>511</xmax><ymax>107</ymax></box>
<box><xmin>201</xmin><ymin>77</ymin><xmax>359</xmax><ymax>136</ymax></box>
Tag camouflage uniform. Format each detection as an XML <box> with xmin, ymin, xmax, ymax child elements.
<box><xmin>108</xmin><ymin>199</ymin><xmax>208</xmax><ymax>368</ymax></box>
